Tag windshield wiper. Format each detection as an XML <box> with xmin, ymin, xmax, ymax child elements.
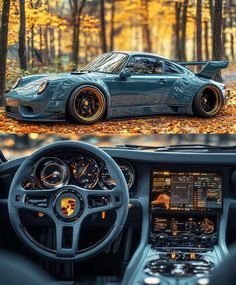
<box><xmin>115</xmin><ymin>144</ymin><xmax>236</xmax><ymax>152</ymax></box>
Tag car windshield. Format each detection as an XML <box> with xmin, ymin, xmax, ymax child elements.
<box><xmin>81</xmin><ymin>52</ymin><xmax>128</xmax><ymax>74</ymax></box>
<box><xmin>1</xmin><ymin>134</ymin><xmax>236</xmax><ymax>160</ymax></box>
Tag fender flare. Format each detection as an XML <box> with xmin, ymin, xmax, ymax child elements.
<box><xmin>191</xmin><ymin>84</ymin><xmax>224</xmax><ymax>108</ymax></box>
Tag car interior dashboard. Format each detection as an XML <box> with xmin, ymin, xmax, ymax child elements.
<box><xmin>0</xmin><ymin>144</ymin><xmax>236</xmax><ymax>285</ymax></box>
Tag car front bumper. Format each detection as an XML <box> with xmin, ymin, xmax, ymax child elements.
<box><xmin>5</xmin><ymin>93</ymin><xmax>67</xmax><ymax>122</ymax></box>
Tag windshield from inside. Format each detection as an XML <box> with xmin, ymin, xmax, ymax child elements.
<box><xmin>81</xmin><ymin>52</ymin><xmax>128</xmax><ymax>74</ymax></box>
<box><xmin>0</xmin><ymin>134</ymin><xmax>235</xmax><ymax>160</ymax></box>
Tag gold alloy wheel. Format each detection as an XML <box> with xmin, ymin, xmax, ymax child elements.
<box><xmin>200</xmin><ymin>87</ymin><xmax>222</xmax><ymax>115</ymax></box>
<box><xmin>73</xmin><ymin>87</ymin><xmax>105</xmax><ymax>122</ymax></box>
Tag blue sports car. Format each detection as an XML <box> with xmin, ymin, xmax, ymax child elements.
<box><xmin>5</xmin><ymin>52</ymin><xmax>231</xmax><ymax>124</ymax></box>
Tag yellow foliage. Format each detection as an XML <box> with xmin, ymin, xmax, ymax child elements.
<box><xmin>0</xmin><ymin>0</ymin><xmax>234</xmax><ymax>64</ymax></box>
<box><xmin>8</xmin><ymin>0</ymin><xmax>67</xmax><ymax>46</ymax></box>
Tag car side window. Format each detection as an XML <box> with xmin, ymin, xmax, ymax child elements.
<box><xmin>164</xmin><ymin>61</ymin><xmax>183</xmax><ymax>74</ymax></box>
<box><xmin>127</xmin><ymin>56</ymin><xmax>163</xmax><ymax>75</ymax></box>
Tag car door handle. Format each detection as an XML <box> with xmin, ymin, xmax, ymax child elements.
<box><xmin>159</xmin><ymin>79</ymin><xmax>167</xmax><ymax>84</ymax></box>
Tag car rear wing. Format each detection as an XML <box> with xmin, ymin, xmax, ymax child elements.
<box><xmin>176</xmin><ymin>61</ymin><xmax>229</xmax><ymax>79</ymax></box>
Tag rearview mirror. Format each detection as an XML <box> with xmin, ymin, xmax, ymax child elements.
<box><xmin>119</xmin><ymin>68</ymin><xmax>131</xmax><ymax>79</ymax></box>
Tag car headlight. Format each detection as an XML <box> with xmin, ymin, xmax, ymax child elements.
<box><xmin>12</xmin><ymin>78</ymin><xmax>21</xmax><ymax>90</ymax></box>
<box><xmin>37</xmin><ymin>80</ymin><xmax>49</xmax><ymax>94</ymax></box>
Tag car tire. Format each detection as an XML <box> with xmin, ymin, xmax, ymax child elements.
<box><xmin>193</xmin><ymin>86</ymin><xmax>223</xmax><ymax>118</ymax></box>
<box><xmin>67</xmin><ymin>86</ymin><xmax>106</xmax><ymax>124</ymax></box>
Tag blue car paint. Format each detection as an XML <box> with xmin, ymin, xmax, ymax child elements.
<box><xmin>4</xmin><ymin>51</ymin><xmax>228</xmax><ymax>122</ymax></box>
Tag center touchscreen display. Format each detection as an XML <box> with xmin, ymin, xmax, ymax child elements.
<box><xmin>151</xmin><ymin>171</ymin><xmax>222</xmax><ymax>211</ymax></box>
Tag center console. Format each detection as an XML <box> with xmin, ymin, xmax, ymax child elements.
<box><xmin>150</xmin><ymin>170</ymin><xmax>221</xmax><ymax>246</ymax></box>
<box><xmin>142</xmin><ymin>169</ymin><xmax>223</xmax><ymax>285</ymax></box>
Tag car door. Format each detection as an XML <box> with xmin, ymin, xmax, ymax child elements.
<box><xmin>108</xmin><ymin>56</ymin><xmax>171</xmax><ymax>109</ymax></box>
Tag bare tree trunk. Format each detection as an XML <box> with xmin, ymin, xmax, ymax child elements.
<box><xmin>142</xmin><ymin>0</ymin><xmax>152</xmax><ymax>52</ymax></box>
<box><xmin>212</xmin><ymin>0</ymin><xmax>223</xmax><ymax>81</ymax></box>
<box><xmin>204</xmin><ymin>20</ymin><xmax>209</xmax><ymax>60</ymax></box>
<box><xmin>19</xmin><ymin>0</ymin><xmax>27</xmax><ymax>71</ymax></box>
<box><xmin>110</xmin><ymin>0</ymin><xmax>115</xmax><ymax>51</ymax></box>
<box><xmin>31</xmin><ymin>25</ymin><xmax>35</xmax><ymax>68</ymax></box>
<box><xmin>230</xmin><ymin>33</ymin><xmax>234</xmax><ymax>61</ymax></box>
<box><xmin>84</xmin><ymin>32</ymin><xmax>88</xmax><ymax>62</ymax></box>
<box><xmin>209</xmin><ymin>0</ymin><xmax>214</xmax><ymax>35</ymax></box>
<box><xmin>57</xmin><ymin>0</ymin><xmax>65</xmax><ymax>68</ymax></box>
<box><xmin>180</xmin><ymin>0</ymin><xmax>188</xmax><ymax>61</ymax></box>
<box><xmin>193</xmin><ymin>23</ymin><xmax>196</xmax><ymax>61</ymax></box>
<box><xmin>69</xmin><ymin>0</ymin><xmax>86</xmax><ymax>69</ymax></box>
<box><xmin>229</xmin><ymin>0</ymin><xmax>234</xmax><ymax>60</ymax></box>
<box><xmin>100</xmin><ymin>0</ymin><xmax>107</xmax><ymax>53</ymax></box>
<box><xmin>39</xmin><ymin>26</ymin><xmax>43</xmax><ymax>63</ymax></box>
<box><xmin>44</xmin><ymin>27</ymin><xmax>50</xmax><ymax>64</ymax></box>
<box><xmin>71</xmin><ymin>5</ymin><xmax>79</xmax><ymax>67</ymax></box>
<box><xmin>50</xmin><ymin>28</ymin><xmax>55</xmax><ymax>64</ymax></box>
<box><xmin>222</xmin><ymin>17</ymin><xmax>227</xmax><ymax>59</ymax></box>
<box><xmin>58</xmin><ymin>28</ymin><xmax>62</xmax><ymax>67</ymax></box>
<box><xmin>0</xmin><ymin>0</ymin><xmax>11</xmax><ymax>105</ymax></box>
<box><xmin>175</xmin><ymin>2</ymin><xmax>182</xmax><ymax>60</ymax></box>
<box><xmin>196</xmin><ymin>0</ymin><xmax>202</xmax><ymax>67</ymax></box>
<box><xmin>27</xmin><ymin>36</ymin><xmax>30</xmax><ymax>66</ymax></box>
<box><xmin>229</xmin><ymin>4</ymin><xmax>234</xmax><ymax>60</ymax></box>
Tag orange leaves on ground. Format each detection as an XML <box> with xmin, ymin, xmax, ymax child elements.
<box><xmin>0</xmin><ymin>92</ymin><xmax>234</xmax><ymax>135</ymax></box>
<box><xmin>0</xmin><ymin>77</ymin><xmax>235</xmax><ymax>134</ymax></box>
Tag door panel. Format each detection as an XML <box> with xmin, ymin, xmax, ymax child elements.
<box><xmin>107</xmin><ymin>74</ymin><xmax>169</xmax><ymax>108</ymax></box>
<box><xmin>107</xmin><ymin>56</ymin><xmax>170</xmax><ymax>109</ymax></box>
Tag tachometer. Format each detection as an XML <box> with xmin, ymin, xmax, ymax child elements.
<box><xmin>99</xmin><ymin>161</ymin><xmax>135</xmax><ymax>190</ymax></box>
<box><xmin>35</xmin><ymin>157</ymin><xmax>70</xmax><ymax>189</ymax></box>
<box><xmin>70</xmin><ymin>156</ymin><xmax>99</xmax><ymax>189</ymax></box>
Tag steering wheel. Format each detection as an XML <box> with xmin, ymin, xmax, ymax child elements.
<box><xmin>8</xmin><ymin>141</ymin><xmax>129</xmax><ymax>261</ymax></box>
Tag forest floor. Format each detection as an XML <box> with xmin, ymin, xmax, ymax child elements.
<box><xmin>0</xmin><ymin>81</ymin><xmax>235</xmax><ymax>134</ymax></box>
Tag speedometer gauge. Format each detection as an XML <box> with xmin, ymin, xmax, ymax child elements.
<box><xmin>99</xmin><ymin>161</ymin><xmax>135</xmax><ymax>190</ymax></box>
<box><xmin>35</xmin><ymin>157</ymin><xmax>70</xmax><ymax>189</ymax></box>
<box><xmin>70</xmin><ymin>156</ymin><xmax>99</xmax><ymax>189</ymax></box>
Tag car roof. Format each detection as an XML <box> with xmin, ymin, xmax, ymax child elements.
<box><xmin>111</xmin><ymin>51</ymin><xmax>169</xmax><ymax>60</ymax></box>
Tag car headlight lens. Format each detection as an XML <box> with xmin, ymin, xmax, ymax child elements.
<box><xmin>12</xmin><ymin>78</ymin><xmax>21</xmax><ymax>89</ymax></box>
<box><xmin>38</xmin><ymin>80</ymin><xmax>49</xmax><ymax>94</ymax></box>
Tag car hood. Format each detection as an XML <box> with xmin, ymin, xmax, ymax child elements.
<box><xmin>14</xmin><ymin>72</ymin><xmax>109</xmax><ymax>90</ymax></box>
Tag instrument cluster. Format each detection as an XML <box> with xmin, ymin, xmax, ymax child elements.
<box><xmin>22</xmin><ymin>154</ymin><xmax>135</xmax><ymax>192</ymax></box>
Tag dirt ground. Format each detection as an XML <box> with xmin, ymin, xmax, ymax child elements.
<box><xmin>0</xmin><ymin>83</ymin><xmax>235</xmax><ymax>134</ymax></box>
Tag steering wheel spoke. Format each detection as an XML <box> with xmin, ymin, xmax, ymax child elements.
<box><xmin>12</xmin><ymin>185</ymin><xmax>56</xmax><ymax>215</ymax></box>
<box><xmin>55</xmin><ymin>221</ymin><xmax>81</xmax><ymax>257</ymax></box>
<box><xmin>84</xmin><ymin>188</ymin><xmax>124</xmax><ymax>215</ymax></box>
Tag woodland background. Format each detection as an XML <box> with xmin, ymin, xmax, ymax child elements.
<box><xmin>0</xmin><ymin>134</ymin><xmax>235</xmax><ymax>160</ymax></box>
<box><xmin>0</xmin><ymin>0</ymin><xmax>235</xmax><ymax>133</ymax></box>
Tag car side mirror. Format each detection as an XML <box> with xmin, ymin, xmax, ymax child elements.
<box><xmin>119</xmin><ymin>68</ymin><xmax>131</xmax><ymax>79</ymax></box>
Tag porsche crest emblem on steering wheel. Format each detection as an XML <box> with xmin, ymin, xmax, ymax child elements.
<box><xmin>61</xmin><ymin>198</ymin><xmax>76</xmax><ymax>216</ymax></box>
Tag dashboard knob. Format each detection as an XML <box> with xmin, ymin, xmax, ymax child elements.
<box><xmin>231</xmin><ymin>170</ymin><xmax>236</xmax><ymax>188</ymax></box>
<box><xmin>197</xmin><ymin>277</ymin><xmax>210</xmax><ymax>285</ymax></box>
<box><xmin>144</xmin><ymin>277</ymin><xmax>161</xmax><ymax>285</ymax></box>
